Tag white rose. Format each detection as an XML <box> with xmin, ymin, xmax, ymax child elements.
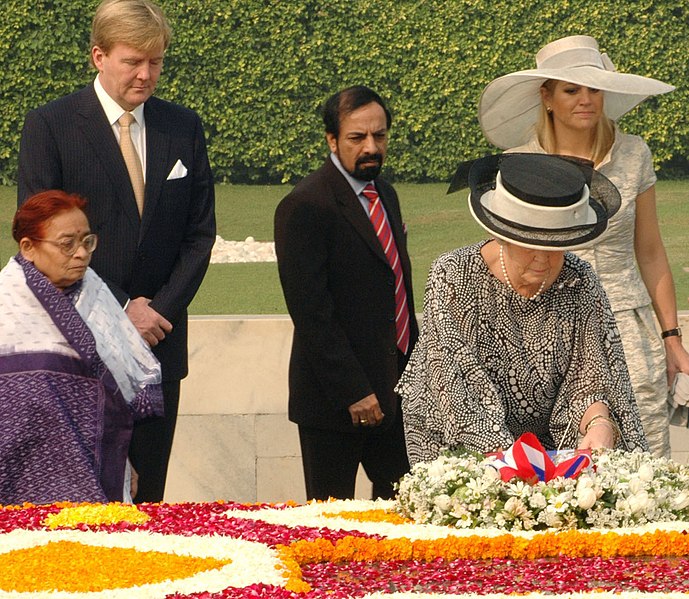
<box><xmin>672</xmin><ymin>491</ymin><xmax>689</xmax><ymax>511</ymax></box>
<box><xmin>483</xmin><ymin>465</ymin><xmax>500</xmax><ymax>481</ymax></box>
<box><xmin>576</xmin><ymin>475</ymin><xmax>594</xmax><ymax>491</ymax></box>
<box><xmin>427</xmin><ymin>462</ymin><xmax>448</xmax><ymax>480</ymax></box>
<box><xmin>433</xmin><ymin>494</ymin><xmax>452</xmax><ymax>511</ymax></box>
<box><xmin>628</xmin><ymin>490</ymin><xmax>650</xmax><ymax>514</ymax></box>
<box><xmin>628</xmin><ymin>476</ymin><xmax>642</xmax><ymax>495</ymax></box>
<box><xmin>576</xmin><ymin>487</ymin><xmax>597</xmax><ymax>510</ymax></box>
<box><xmin>638</xmin><ymin>462</ymin><xmax>654</xmax><ymax>482</ymax></box>
<box><xmin>503</xmin><ymin>496</ymin><xmax>528</xmax><ymax>518</ymax></box>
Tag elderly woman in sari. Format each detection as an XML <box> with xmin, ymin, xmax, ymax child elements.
<box><xmin>397</xmin><ymin>153</ymin><xmax>648</xmax><ymax>465</ymax></box>
<box><xmin>0</xmin><ymin>191</ymin><xmax>163</xmax><ymax>504</ymax></box>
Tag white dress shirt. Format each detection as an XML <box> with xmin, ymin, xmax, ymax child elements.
<box><xmin>94</xmin><ymin>75</ymin><xmax>147</xmax><ymax>181</ymax></box>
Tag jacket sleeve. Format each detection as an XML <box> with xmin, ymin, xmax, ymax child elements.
<box><xmin>17</xmin><ymin>108</ymin><xmax>64</xmax><ymax>205</ymax></box>
<box><xmin>146</xmin><ymin>114</ymin><xmax>216</xmax><ymax>324</ymax></box>
<box><xmin>552</xmin><ymin>266</ymin><xmax>650</xmax><ymax>452</ymax></box>
<box><xmin>274</xmin><ymin>191</ymin><xmax>373</xmax><ymax>411</ymax></box>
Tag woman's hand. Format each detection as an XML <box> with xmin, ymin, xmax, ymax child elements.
<box><xmin>578</xmin><ymin>403</ymin><xmax>619</xmax><ymax>450</ymax></box>
<box><xmin>664</xmin><ymin>335</ymin><xmax>689</xmax><ymax>387</ymax></box>
<box><xmin>578</xmin><ymin>420</ymin><xmax>615</xmax><ymax>450</ymax></box>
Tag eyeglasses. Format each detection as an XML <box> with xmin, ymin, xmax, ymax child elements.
<box><xmin>32</xmin><ymin>233</ymin><xmax>98</xmax><ymax>256</ymax></box>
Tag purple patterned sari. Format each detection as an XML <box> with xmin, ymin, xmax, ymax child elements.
<box><xmin>0</xmin><ymin>256</ymin><xmax>163</xmax><ymax>505</ymax></box>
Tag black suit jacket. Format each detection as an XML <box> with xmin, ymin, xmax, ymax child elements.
<box><xmin>274</xmin><ymin>157</ymin><xmax>418</xmax><ymax>433</ymax></box>
<box><xmin>17</xmin><ymin>84</ymin><xmax>216</xmax><ymax>381</ymax></box>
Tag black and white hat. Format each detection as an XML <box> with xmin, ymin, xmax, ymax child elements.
<box><xmin>466</xmin><ymin>153</ymin><xmax>621</xmax><ymax>250</ymax></box>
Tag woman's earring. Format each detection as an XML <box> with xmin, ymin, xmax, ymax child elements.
<box><xmin>546</xmin><ymin>106</ymin><xmax>552</xmax><ymax>113</ymax></box>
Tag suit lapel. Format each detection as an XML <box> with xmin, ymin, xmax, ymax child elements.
<box><xmin>140</xmin><ymin>100</ymin><xmax>172</xmax><ymax>240</ymax></box>
<box><xmin>326</xmin><ymin>160</ymin><xmax>388</xmax><ymax>264</ymax></box>
<box><xmin>76</xmin><ymin>85</ymin><xmax>141</xmax><ymax>229</ymax></box>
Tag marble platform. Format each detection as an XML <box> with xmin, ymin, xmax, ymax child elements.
<box><xmin>163</xmin><ymin>314</ymin><xmax>689</xmax><ymax>503</ymax></box>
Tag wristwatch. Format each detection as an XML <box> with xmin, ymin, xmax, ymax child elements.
<box><xmin>661</xmin><ymin>327</ymin><xmax>682</xmax><ymax>339</ymax></box>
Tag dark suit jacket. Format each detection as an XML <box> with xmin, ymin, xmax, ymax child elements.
<box><xmin>17</xmin><ymin>84</ymin><xmax>216</xmax><ymax>381</ymax></box>
<box><xmin>274</xmin><ymin>157</ymin><xmax>418</xmax><ymax>433</ymax></box>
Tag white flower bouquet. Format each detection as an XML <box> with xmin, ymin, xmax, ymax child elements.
<box><xmin>396</xmin><ymin>448</ymin><xmax>689</xmax><ymax>531</ymax></box>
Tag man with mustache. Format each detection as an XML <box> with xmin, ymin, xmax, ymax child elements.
<box><xmin>275</xmin><ymin>86</ymin><xmax>418</xmax><ymax>500</ymax></box>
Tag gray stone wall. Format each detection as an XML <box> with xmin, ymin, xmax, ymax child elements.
<box><xmin>164</xmin><ymin>314</ymin><xmax>689</xmax><ymax>503</ymax></box>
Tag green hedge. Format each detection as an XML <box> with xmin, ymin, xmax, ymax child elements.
<box><xmin>1</xmin><ymin>0</ymin><xmax>687</xmax><ymax>184</ymax></box>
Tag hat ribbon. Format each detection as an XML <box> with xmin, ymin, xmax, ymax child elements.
<box><xmin>538</xmin><ymin>47</ymin><xmax>617</xmax><ymax>72</ymax></box>
<box><xmin>482</xmin><ymin>172</ymin><xmax>594</xmax><ymax>230</ymax></box>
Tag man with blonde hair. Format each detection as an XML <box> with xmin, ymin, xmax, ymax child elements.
<box><xmin>90</xmin><ymin>0</ymin><xmax>171</xmax><ymax>56</ymax></box>
<box><xmin>17</xmin><ymin>0</ymin><xmax>216</xmax><ymax>503</ymax></box>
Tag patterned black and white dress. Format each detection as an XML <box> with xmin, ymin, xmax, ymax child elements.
<box><xmin>396</xmin><ymin>241</ymin><xmax>648</xmax><ymax>465</ymax></box>
<box><xmin>513</xmin><ymin>131</ymin><xmax>670</xmax><ymax>457</ymax></box>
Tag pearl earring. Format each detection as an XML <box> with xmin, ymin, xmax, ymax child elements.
<box><xmin>546</xmin><ymin>106</ymin><xmax>552</xmax><ymax>113</ymax></box>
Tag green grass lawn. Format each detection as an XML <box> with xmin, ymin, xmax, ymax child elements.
<box><xmin>2</xmin><ymin>182</ymin><xmax>687</xmax><ymax>314</ymax></box>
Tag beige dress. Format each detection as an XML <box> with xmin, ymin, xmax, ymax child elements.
<box><xmin>513</xmin><ymin>131</ymin><xmax>670</xmax><ymax>457</ymax></box>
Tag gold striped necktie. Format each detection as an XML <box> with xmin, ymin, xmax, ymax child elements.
<box><xmin>118</xmin><ymin>112</ymin><xmax>145</xmax><ymax>216</ymax></box>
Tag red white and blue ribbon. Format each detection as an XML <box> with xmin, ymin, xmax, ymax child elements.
<box><xmin>489</xmin><ymin>432</ymin><xmax>593</xmax><ymax>484</ymax></box>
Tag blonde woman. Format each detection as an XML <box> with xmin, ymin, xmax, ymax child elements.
<box><xmin>478</xmin><ymin>35</ymin><xmax>685</xmax><ymax>457</ymax></box>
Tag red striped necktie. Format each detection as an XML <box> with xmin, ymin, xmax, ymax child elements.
<box><xmin>362</xmin><ymin>183</ymin><xmax>410</xmax><ymax>355</ymax></box>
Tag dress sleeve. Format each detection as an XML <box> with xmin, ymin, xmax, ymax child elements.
<box><xmin>396</xmin><ymin>251</ymin><xmax>514</xmax><ymax>463</ymax></box>
<box><xmin>636</xmin><ymin>137</ymin><xmax>657</xmax><ymax>195</ymax></box>
<box><xmin>550</xmin><ymin>265</ymin><xmax>649</xmax><ymax>451</ymax></box>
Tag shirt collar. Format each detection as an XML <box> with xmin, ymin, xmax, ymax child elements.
<box><xmin>330</xmin><ymin>152</ymin><xmax>373</xmax><ymax>197</ymax></box>
<box><xmin>94</xmin><ymin>75</ymin><xmax>145</xmax><ymax>127</ymax></box>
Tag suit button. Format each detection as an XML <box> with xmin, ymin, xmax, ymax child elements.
<box><xmin>388</xmin><ymin>315</ymin><xmax>395</xmax><ymax>322</ymax></box>
<box><xmin>388</xmin><ymin>347</ymin><xmax>396</xmax><ymax>355</ymax></box>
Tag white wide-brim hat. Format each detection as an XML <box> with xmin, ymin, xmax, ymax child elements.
<box><xmin>461</xmin><ymin>153</ymin><xmax>621</xmax><ymax>251</ymax></box>
<box><xmin>479</xmin><ymin>35</ymin><xmax>675</xmax><ymax>149</ymax></box>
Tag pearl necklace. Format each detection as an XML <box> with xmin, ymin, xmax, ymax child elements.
<box><xmin>499</xmin><ymin>244</ymin><xmax>547</xmax><ymax>300</ymax></box>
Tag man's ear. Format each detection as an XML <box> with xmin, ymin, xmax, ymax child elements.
<box><xmin>91</xmin><ymin>45</ymin><xmax>106</xmax><ymax>72</ymax></box>
<box><xmin>326</xmin><ymin>132</ymin><xmax>338</xmax><ymax>154</ymax></box>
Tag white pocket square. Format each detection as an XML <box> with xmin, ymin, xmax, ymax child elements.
<box><xmin>167</xmin><ymin>159</ymin><xmax>188</xmax><ymax>180</ymax></box>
